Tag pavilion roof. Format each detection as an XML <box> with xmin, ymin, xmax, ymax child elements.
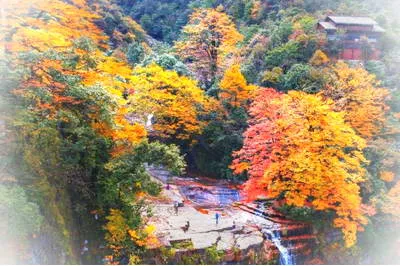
<box><xmin>327</xmin><ymin>16</ymin><xmax>377</xmax><ymax>25</ymax></box>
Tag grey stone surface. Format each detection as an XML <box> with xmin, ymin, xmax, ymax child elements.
<box><xmin>146</xmin><ymin>168</ymin><xmax>271</xmax><ymax>252</ymax></box>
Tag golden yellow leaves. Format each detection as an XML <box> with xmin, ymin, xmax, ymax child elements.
<box><xmin>219</xmin><ymin>64</ymin><xmax>257</xmax><ymax>108</ymax></box>
<box><xmin>112</xmin><ymin>108</ymin><xmax>147</xmax><ymax>143</ymax></box>
<box><xmin>92</xmin><ymin>107</ymin><xmax>147</xmax><ymax>157</ymax></box>
<box><xmin>232</xmin><ymin>162</ymin><xmax>249</xmax><ymax>175</ymax></box>
<box><xmin>11</xmin><ymin>28</ymin><xmax>71</xmax><ymax>52</ymax></box>
<box><xmin>333</xmin><ymin>218</ymin><xmax>362</xmax><ymax>248</ymax></box>
<box><xmin>250</xmin><ymin>1</ymin><xmax>262</xmax><ymax>19</ymax></box>
<box><xmin>126</xmin><ymin>64</ymin><xmax>214</xmax><ymax>141</ymax></box>
<box><xmin>105</xmin><ymin>209</ymin><xmax>160</xmax><ymax>262</ymax></box>
<box><xmin>183</xmin><ymin>7</ymin><xmax>244</xmax><ymax>49</ymax></box>
<box><xmin>174</xmin><ymin>7</ymin><xmax>243</xmax><ymax>86</ymax></box>
<box><xmin>309</xmin><ymin>49</ymin><xmax>330</xmax><ymax>66</ymax></box>
<box><xmin>81</xmin><ymin>56</ymin><xmax>134</xmax><ymax>99</ymax></box>
<box><xmin>275</xmin><ymin>92</ymin><xmax>368</xmax><ymax>247</ymax></box>
<box><xmin>128</xmin><ymin>224</ymin><xmax>160</xmax><ymax>249</ymax></box>
<box><xmin>320</xmin><ymin>62</ymin><xmax>390</xmax><ymax>139</ymax></box>
<box><xmin>105</xmin><ymin>209</ymin><xmax>130</xmax><ymax>245</ymax></box>
<box><xmin>2</xmin><ymin>0</ymin><xmax>105</xmax><ymax>53</ymax></box>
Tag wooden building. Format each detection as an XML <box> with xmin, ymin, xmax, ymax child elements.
<box><xmin>317</xmin><ymin>16</ymin><xmax>385</xmax><ymax>60</ymax></box>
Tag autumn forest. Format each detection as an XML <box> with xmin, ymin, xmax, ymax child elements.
<box><xmin>0</xmin><ymin>0</ymin><xmax>399</xmax><ymax>265</ymax></box>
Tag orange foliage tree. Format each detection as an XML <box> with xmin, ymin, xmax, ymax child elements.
<box><xmin>2</xmin><ymin>0</ymin><xmax>148</xmax><ymax>154</ymax></box>
<box><xmin>320</xmin><ymin>62</ymin><xmax>390</xmax><ymax>139</ymax></box>
<box><xmin>2</xmin><ymin>0</ymin><xmax>106</xmax><ymax>53</ymax></box>
<box><xmin>175</xmin><ymin>7</ymin><xmax>243</xmax><ymax>89</ymax></box>
<box><xmin>232</xmin><ymin>89</ymin><xmax>368</xmax><ymax>247</ymax></box>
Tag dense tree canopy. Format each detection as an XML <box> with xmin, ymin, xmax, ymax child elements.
<box><xmin>126</xmin><ymin>64</ymin><xmax>215</xmax><ymax>142</ymax></box>
<box><xmin>320</xmin><ymin>62</ymin><xmax>390</xmax><ymax>139</ymax></box>
<box><xmin>1</xmin><ymin>0</ymin><xmax>186</xmax><ymax>263</ymax></box>
<box><xmin>232</xmin><ymin>89</ymin><xmax>368</xmax><ymax>247</ymax></box>
<box><xmin>2</xmin><ymin>0</ymin><xmax>400</xmax><ymax>264</ymax></box>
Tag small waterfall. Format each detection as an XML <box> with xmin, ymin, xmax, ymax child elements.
<box><xmin>263</xmin><ymin>229</ymin><xmax>294</xmax><ymax>265</ymax></box>
<box><xmin>252</xmin><ymin>205</ymin><xmax>296</xmax><ymax>265</ymax></box>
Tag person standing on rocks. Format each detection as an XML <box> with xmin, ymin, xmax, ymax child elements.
<box><xmin>215</xmin><ymin>212</ymin><xmax>220</xmax><ymax>225</ymax></box>
<box><xmin>174</xmin><ymin>201</ymin><xmax>179</xmax><ymax>215</ymax></box>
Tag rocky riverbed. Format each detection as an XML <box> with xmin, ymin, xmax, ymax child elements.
<box><xmin>144</xmin><ymin>166</ymin><xmax>318</xmax><ymax>265</ymax></box>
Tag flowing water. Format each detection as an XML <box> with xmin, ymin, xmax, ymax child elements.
<box><xmin>148</xmin><ymin>165</ymin><xmax>297</xmax><ymax>264</ymax></box>
<box><xmin>215</xmin><ymin>188</ymin><xmax>240</xmax><ymax>205</ymax></box>
<box><xmin>181</xmin><ymin>183</ymin><xmax>296</xmax><ymax>264</ymax></box>
<box><xmin>253</xmin><ymin>205</ymin><xmax>296</xmax><ymax>265</ymax></box>
<box><xmin>263</xmin><ymin>228</ymin><xmax>295</xmax><ymax>265</ymax></box>
<box><xmin>180</xmin><ymin>185</ymin><xmax>240</xmax><ymax>206</ymax></box>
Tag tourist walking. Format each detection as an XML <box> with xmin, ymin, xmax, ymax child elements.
<box><xmin>215</xmin><ymin>212</ymin><xmax>220</xmax><ymax>225</ymax></box>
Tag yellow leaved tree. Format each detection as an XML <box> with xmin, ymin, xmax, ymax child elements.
<box><xmin>126</xmin><ymin>64</ymin><xmax>215</xmax><ymax>142</ymax></box>
<box><xmin>309</xmin><ymin>49</ymin><xmax>330</xmax><ymax>66</ymax></box>
<box><xmin>320</xmin><ymin>62</ymin><xmax>390</xmax><ymax>139</ymax></box>
<box><xmin>219</xmin><ymin>64</ymin><xmax>257</xmax><ymax>108</ymax></box>
<box><xmin>104</xmin><ymin>209</ymin><xmax>160</xmax><ymax>264</ymax></box>
<box><xmin>175</xmin><ymin>7</ymin><xmax>243</xmax><ymax>89</ymax></box>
